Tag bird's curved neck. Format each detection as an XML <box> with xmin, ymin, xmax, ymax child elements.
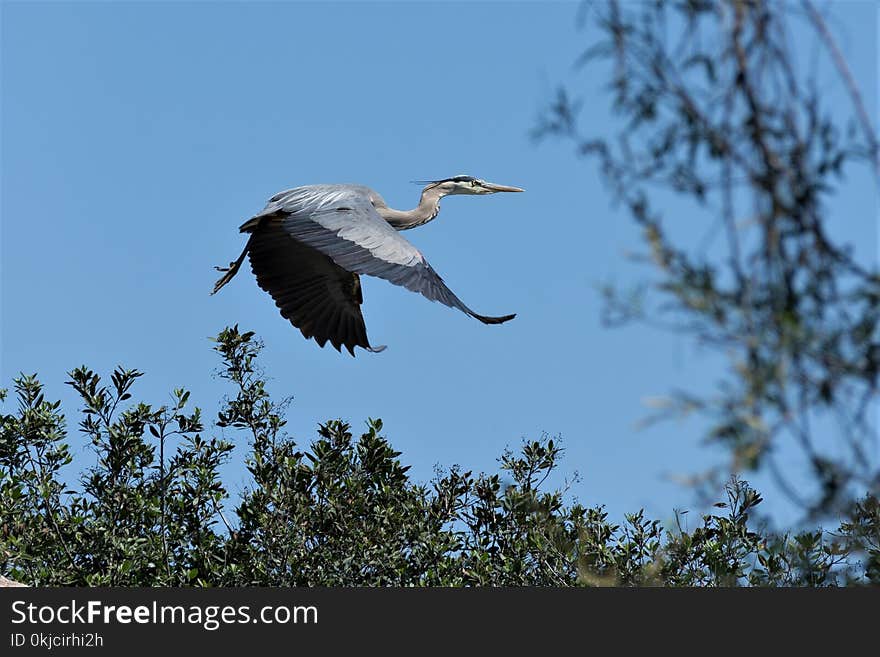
<box><xmin>379</xmin><ymin>186</ymin><xmax>444</xmax><ymax>231</ymax></box>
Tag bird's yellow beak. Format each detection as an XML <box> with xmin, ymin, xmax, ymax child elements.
<box><xmin>480</xmin><ymin>181</ymin><xmax>525</xmax><ymax>193</ymax></box>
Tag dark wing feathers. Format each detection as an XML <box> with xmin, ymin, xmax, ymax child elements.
<box><xmin>246</xmin><ymin>220</ymin><xmax>384</xmax><ymax>355</ymax></box>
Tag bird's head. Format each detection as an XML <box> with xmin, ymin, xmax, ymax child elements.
<box><xmin>418</xmin><ymin>175</ymin><xmax>524</xmax><ymax>197</ymax></box>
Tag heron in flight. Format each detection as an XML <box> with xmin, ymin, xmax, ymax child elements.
<box><xmin>212</xmin><ymin>175</ymin><xmax>523</xmax><ymax>354</ymax></box>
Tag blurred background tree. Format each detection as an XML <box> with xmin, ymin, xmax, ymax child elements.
<box><xmin>535</xmin><ymin>0</ymin><xmax>879</xmax><ymax>518</ymax></box>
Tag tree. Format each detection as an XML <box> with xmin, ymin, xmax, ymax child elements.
<box><xmin>1</xmin><ymin>326</ymin><xmax>878</xmax><ymax>586</ymax></box>
<box><xmin>535</xmin><ymin>0</ymin><xmax>879</xmax><ymax>517</ymax></box>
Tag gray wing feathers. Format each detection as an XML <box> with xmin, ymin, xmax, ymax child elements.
<box><xmin>255</xmin><ymin>185</ymin><xmax>513</xmax><ymax>324</ymax></box>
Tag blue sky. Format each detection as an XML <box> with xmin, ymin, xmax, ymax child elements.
<box><xmin>2</xmin><ymin>1</ymin><xmax>877</xmax><ymax>528</ymax></box>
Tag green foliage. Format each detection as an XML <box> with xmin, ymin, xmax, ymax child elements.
<box><xmin>1</xmin><ymin>327</ymin><xmax>878</xmax><ymax>586</ymax></box>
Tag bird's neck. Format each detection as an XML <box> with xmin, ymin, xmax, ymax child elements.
<box><xmin>379</xmin><ymin>187</ymin><xmax>444</xmax><ymax>231</ymax></box>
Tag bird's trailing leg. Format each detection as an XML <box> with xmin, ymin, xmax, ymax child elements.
<box><xmin>211</xmin><ymin>240</ymin><xmax>250</xmax><ymax>295</ymax></box>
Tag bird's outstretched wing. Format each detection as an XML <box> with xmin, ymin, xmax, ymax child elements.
<box><xmin>243</xmin><ymin>185</ymin><xmax>515</xmax><ymax>325</ymax></box>
<box><xmin>247</xmin><ymin>219</ymin><xmax>385</xmax><ymax>355</ymax></box>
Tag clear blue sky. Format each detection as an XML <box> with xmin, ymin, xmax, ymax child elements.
<box><xmin>2</xmin><ymin>1</ymin><xmax>876</xmax><ymax>528</ymax></box>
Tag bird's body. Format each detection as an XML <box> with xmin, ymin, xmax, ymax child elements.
<box><xmin>212</xmin><ymin>175</ymin><xmax>522</xmax><ymax>354</ymax></box>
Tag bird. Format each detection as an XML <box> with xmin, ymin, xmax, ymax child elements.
<box><xmin>211</xmin><ymin>175</ymin><xmax>523</xmax><ymax>355</ymax></box>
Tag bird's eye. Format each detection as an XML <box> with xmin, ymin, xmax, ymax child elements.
<box><xmin>471</xmin><ymin>180</ymin><xmax>478</xmax><ymax>186</ymax></box>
